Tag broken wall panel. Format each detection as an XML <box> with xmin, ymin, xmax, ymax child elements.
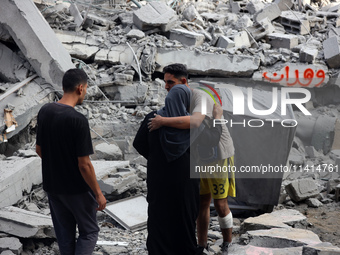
<box><xmin>155</xmin><ymin>49</ymin><xmax>260</xmax><ymax>77</ymax></box>
<box><xmin>0</xmin><ymin>0</ymin><xmax>75</xmax><ymax>89</ymax></box>
<box><xmin>0</xmin><ymin>157</ymin><xmax>42</xmax><ymax>208</ymax></box>
<box><xmin>0</xmin><ymin>206</ymin><xmax>55</xmax><ymax>238</ymax></box>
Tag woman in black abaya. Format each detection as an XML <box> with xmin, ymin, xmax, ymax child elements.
<box><xmin>133</xmin><ymin>84</ymin><xmax>201</xmax><ymax>255</ymax></box>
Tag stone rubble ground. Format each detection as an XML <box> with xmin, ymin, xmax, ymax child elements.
<box><xmin>1</xmin><ymin>0</ymin><xmax>340</xmax><ymax>254</ymax></box>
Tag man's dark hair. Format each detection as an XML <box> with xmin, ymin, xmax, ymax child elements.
<box><xmin>62</xmin><ymin>68</ymin><xmax>88</xmax><ymax>93</ymax></box>
<box><xmin>163</xmin><ymin>64</ymin><xmax>188</xmax><ymax>80</ymax></box>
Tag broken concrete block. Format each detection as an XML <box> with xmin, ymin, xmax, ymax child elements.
<box><xmin>216</xmin><ymin>35</ymin><xmax>235</xmax><ymax>49</ymax></box>
<box><xmin>267</xmin><ymin>33</ymin><xmax>299</xmax><ymax>49</ymax></box>
<box><xmin>246</xmin><ymin>0</ymin><xmax>265</xmax><ymax>14</ymax></box>
<box><xmin>101</xmin><ymin>82</ymin><xmax>148</xmax><ymax>103</ymax></box>
<box><xmin>275</xmin><ymin>0</ymin><xmax>294</xmax><ymax>11</ymax></box>
<box><xmin>285</xmin><ymin>179</ymin><xmax>319</xmax><ymax>202</ymax></box>
<box><xmin>54</xmin><ymin>30</ymin><xmax>87</xmax><ymax>44</ymax></box>
<box><xmin>183</xmin><ymin>4</ymin><xmax>204</xmax><ymax>26</ymax></box>
<box><xmin>241</xmin><ymin>209</ymin><xmax>306</xmax><ymax>233</ymax></box>
<box><xmin>94</xmin><ymin>142</ymin><xmax>123</xmax><ymax>160</ymax></box>
<box><xmin>246</xmin><ymin>228</ymin><xmax>321</xmax><ymax>248</ymax></box>
<box><xmin>113</xmin><ymin>73</ymin><xmax>134</xmax><ymax>86</ymax></box>
<box><xmin>228</xmin><ymin>244</ymin><xmax>303</xmax><ymax>255</ymax></box>
<box><xmin>254</xmin><ymin>3</ymin><xmax>281</xmax><ymax>23</ymax></box>
<box><xmin>0</xmin><ymin>43</ymin><xmax>27</xmax><ymax>83</ymax></box>
<box><xmin>91</xmin><ymin>160</ymin><xmax>130</xmax><ymax>180</ymax></box>
<box><xmin>0</xmin><ymin>237</ymin><xmax>22</xmax><ymax>255</ymax></box>
<box><xmin>69</xmin><ymin>3</ymin><xmax>83</xmax><ymax>28</ymax></box>
<box><xmin>107</xmin><ymin>45</ymin><xmax>136</xmax><ymax>65</ymax></box>
<box><xmin>126</xmin><ymin>29</ymin><xmax>145</xmax><ymax>39</ymax></box>
<box><xmin>231</xmin><ymin>31</ymin><xmax>251</xmax><ymax>48</ymax></box>
<box><xmin>311</xmin><ymin>116</ymin><xmax>337</xmax><ymax>154</ymax></box>
<box><xmin>303</xmin><ymin>242</ymin><xmax>340</xmax><ymax>255</ymax></box>
<box><xmin>234</xmin><ymin>15</ymin><xmax>253</xmax><ymax>30</ymax></box>
<box><xmin>156</xmin><ymin>48</ymin><xmax>260</xmax><ymax>77</ymax></box>
<box><xmin>63</xmin><ymin>44</ymin><xmax>99</xmax><ymax>61</ymax></box>
<box><xmin>280</xmin><ymin>11</ymin><xmax>310</xmax><ymax>35</ymax></box>
<box><xmin>247</xmin><ymin>18</ymin><xmax>275</xmax><ymax>40</ymax></box>
<box><xmin>133</xmin><ymin>2</ymin><xmax>177</xmax><ymax>32</ymax></box>
<box><xmin>0</xmin><ymin>206</ymin><xmax>55</xmax><ymax>238</ymax></box>
<box><xmin>323</xmin><ymin>36</ymin><xmax>340</xmax><ymax>69</ymax></box>
<box><xmin>98</xmin><ymin>169</ymin><xmax>138</xmax><ymax>196</ymax></box>
<box><xmin>0</xmin><ymin>158</ymin><xmax>42</xmax><ymax>208</ymax></box>
<box><xmin>306</xmin><ymin>198</ymin><xmax>323</xmax><ymax>208</ymax></box>
<box><xmin>299</xmin><ymin>47</ymin><xmax>318</xmax><ymax>63</ymax></box>
<box><xmin>0</xmin><ymin>250</ymin><xmax>16</xmax><ymax>255</ymax></box>
<box><xmin>169</xmin><ymin>29</ymin><xmax>205</xmax><ymax>47</ymax></box>
<box><xmin>0</xmin><ymin>0</ymin><xmax>75</xmax><ymax>89</ymax></box>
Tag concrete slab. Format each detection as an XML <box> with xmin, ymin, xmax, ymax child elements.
<box><xmin>133</xmin><ymin>2</ymin><xmax>177</xmax><ymax>32</ymax></box>
<box><xmin>99</xmin><ymin>168</ymin><xmax>139</xmax><ymax>196</ymax></box>
<box><xmin>155</xmin><ymin>49</ymin><xmax>260</xmax><ymax>77</ymax></box>
<box><xmin>0</xmin><ymin>237</ymin><xmax>22</xmax><ymax>255</ymax></box>
<box><xmin>254</xmin><ymin>3</ymin><xmax>281</xmax><ymax>23</ymax></box>
<box><xmin>0</xmin><ymin>0</ymin><xmax>75</xmax><ymax>89</ymax></box>
<box><xmin>247</xmin><ymin>228</ymin><xmax>321</xmax><ymax>248</ymax></box>
<box><xmin>267</xmin><ymin>33</ymin><xmax>299</xmax><ymax>49</ymax></box>
<box><xmin>280</xmin><ymin>11</ymin><xmax>310</xmax><ymax>35</ymax></box>
<box><xmin>216</xmin><ymin>35</ymin><xmax>235</xmax><ymax>49</ymax></box>
<box><xmin>241</xmin><ymin>209</ymin><xmax>306</xmax><ymax>233</ymax></box>
<box><xmin>169</xmin><ymin>29</ymin><xmax>205</xmax><ymax>47</ymax></box>
<box><xmin>0</xmin><ymin>157</ymin><xmax>42</xmax><ymax>208</ymax></box>
<box><xmin>303</xmin><ymin>242</ymin><xmax>340</xmax><ymax>254</ymax></box>
<box><xmin>104</xmin><ymin>195</ymin><xmax>147</xmax><ymax>231</ymax></box>
<box><xmin>94</xmin><ymin>142</ymin><xmax>123</xmax><ymax>160</ymax></box>
<box><xmin>285</xmin><ymin>179</ymin><xmax>319</xmax><ymax>202</ymax></box>
<box><xmin>0</xmin><ymin>206</ymin><xmax>55</xmax><ymax>238</ymax></box>
<box><xmin>228</xmin><ymin>244</ymin><xmax>302</xmax><ymax>255</ymax></box>
<box><xmin>323</xmin><ymin>36</ymin><xmax>340</xmax><ymax>69</ymax></box>
<box><xmin>91</xmin><ymin>160</ymin><xmax>130</xmax><ymax>180</ymax></box>
<box><xmin>300</xmin><ymin>47</ymin><xmax>318</xmax><ymax>63</ymax></box>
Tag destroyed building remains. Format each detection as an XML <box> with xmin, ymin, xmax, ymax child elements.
<box><xmin>0</xmin><ymin>0</ymin><xmax>340</xmax><ymax>254</ymax></box>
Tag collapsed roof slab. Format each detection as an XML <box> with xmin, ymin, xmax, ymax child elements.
<box><xmin>0</xmin><ymin>206</ymin><xmax>55</xmax><ymax>239</ymax></box>
<box><xmin>0</xmin><ymin>157</ymin><xmax>42</xmax><ymax>208</ymax></box>
<box><xmin>155</xmin><ymin>49</ymin><xmax>260</xmax><ymax>77</ymax></box>
<box><xmin>0</xmin><ymin>0</ymin><xmax>75</xmax><ymax>89</ymax></box>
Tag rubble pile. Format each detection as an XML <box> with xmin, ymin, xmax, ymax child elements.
<box><xmin>0</xmin><ymin>0</ymin><xmax>340</xmax><ymax>254</ymax></box>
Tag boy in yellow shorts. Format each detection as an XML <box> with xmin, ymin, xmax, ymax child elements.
<box><xmin>198</xmin><ymin>157</ymin><xmax>236</xmax><ymax>254</ymax></box>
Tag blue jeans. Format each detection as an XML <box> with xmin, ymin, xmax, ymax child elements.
<box><xmin>47</xmin><ymin>191</ymin><xmax>99</xmax><ymax>255</ymax></box>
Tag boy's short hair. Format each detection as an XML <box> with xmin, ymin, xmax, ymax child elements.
<box><xmin>62</xmin><ymin>68</ymin><xmax>88</xmax><ymax>93</ymax></box>
<box><xmin>163</xmin><ymin>64</ymin><xmax>188</xmax><ymax>80</ymax></box>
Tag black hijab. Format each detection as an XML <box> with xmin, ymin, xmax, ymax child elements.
<box><xmin>157</xmin><ymin>84</ymin><xmax>192</xmax><ymax>162</ymax></box>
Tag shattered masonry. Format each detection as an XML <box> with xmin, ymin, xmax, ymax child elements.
<box><xmin>0</xmin><ymin>0</ymin><xmax>340</xmax><ymax>254</ymax></box>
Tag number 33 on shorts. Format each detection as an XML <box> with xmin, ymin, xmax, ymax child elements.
<box><xmin>213</xmin><ymin>184</ymin><xmax>225</xmax><ymax>195</ymax></box>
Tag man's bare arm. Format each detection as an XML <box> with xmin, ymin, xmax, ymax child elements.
<box><xmin>148</xmin><ymin>112</ymin><xmax>205</xmax><ymax>131</ymax></box>
<box><xmin>148</xmin><ymin>103</ymin><xmax>223</xmax><ymax>131</ymax></box>
<box><xmin>78</xmin><ymin>155</ymin><xmax>107</xmax><ymax>211</ymax></box>
<box><xmin>36</xmin><ymin>145</ymin><xmax>42</xmax><ymax>158</ymax></box>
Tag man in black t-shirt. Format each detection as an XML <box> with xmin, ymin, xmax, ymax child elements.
<box><xmin>36</xmin><ymin>68</ymin><xmax>106</xmax><ymax>255</ymax></box>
